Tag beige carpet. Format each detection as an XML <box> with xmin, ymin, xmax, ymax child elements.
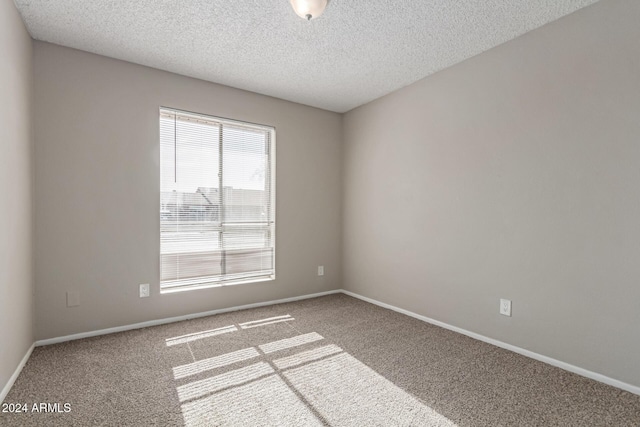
<box><xmin>1</xmin><ymin>294</ymin><xmax>639</xmax><ymax>426</ymax></box>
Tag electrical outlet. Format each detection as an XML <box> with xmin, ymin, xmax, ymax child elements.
<box><xmin>317</xmin><ymin>265</ymin><xmax>324</xmax><ymax>276</ymax></box>
<box><xmin>139</xmin><ymin>284</ymin><xmax>150</xmax><ymax>298</ymax></box>
<box><xmin>500</xmin><ymin>299</ymin><xmax>512</xmax><ymax>317</ymax></box>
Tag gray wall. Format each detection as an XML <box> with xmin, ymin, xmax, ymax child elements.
<box><xmin>0</xmin><ymin>0</ymin><xmax>34</xmax><ymax>394</ymax></box>
<box><xmin>343</xmin><ymin>0</ymin><xmax>640</xmax><ymax>387</ymax></box>
<box><xmin>33</xmin><ymin>42</ymin><xmax>342</xmax><ymax>340</ymax></box>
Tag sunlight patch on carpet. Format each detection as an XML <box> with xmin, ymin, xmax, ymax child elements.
<box><xmin>173</xmin><ymin>347</ymin><xmax>261</xmax><ymax>379</ymax></box>
<box><xmin>181</xmin><ymin>375</ymin><xmax>323</xmax><ymax>427</ymax></box>
<box><xmin>273</xmin><ymin>344</ymin><xmax>343</xmax><ymax>370</ymax></box>
<box><xmin>177</xmin><ymin>362</ymin><xmax>274</xmax><ymax>402</ymax></box>
<box><xmin>165</xmin><ymin>325</ymin><xmax>238</xmax><ymax>346</ymax></box>
<box><xmin>174</xmin><ymin>329</ymin><xmax>458</xmax><ymax>426</ymax></box>
<box><xmin>259</xmin><ymin>332</ymin><xmax>324</xmax><ymax>354</ymax></box>
<box><xmin>239</xmin><ymin>314</ymin><xmax>295</xmax><ymax>329</ymax></box>
<box><xmin>283</xmin><ymin>352</ymin><xmax>457</xmax><ymax>426</ymax></box>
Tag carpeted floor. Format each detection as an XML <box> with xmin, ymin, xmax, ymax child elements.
<box><xmin>1</xmin><ymin>294</ymin><xmax>639</xmax><ymax>426</ymax></box>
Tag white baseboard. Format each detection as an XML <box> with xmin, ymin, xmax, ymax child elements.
<box><xmin>341</xmin><ymin>289</ymin><xmax>640</xmax><ymax>396</ymax></box>
<box><xmin>35</xmin><ymin>289</ymin><xmax>341</xmax><ymax>347</ymax></box>
<box><xmin>1</xmin><ymin>343</ymin><xmax>34</xmax><ymax>403</ymax></box>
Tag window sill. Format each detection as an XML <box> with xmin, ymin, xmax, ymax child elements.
<box><xmin>160</xmin><ymin>275</ymin><xmax>275</xmax><ymax>294</ymax></box>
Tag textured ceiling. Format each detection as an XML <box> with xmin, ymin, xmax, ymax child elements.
<box><xmin>14</xmin><ymin>0</ymin><xmax>598</xmax><ymax>113</ymax></box>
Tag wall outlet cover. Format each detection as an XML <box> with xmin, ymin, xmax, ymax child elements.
<box><xmin>500</xmin><ymin>298</ymin><xmax>512</xmax><ymax>317</ymax></box>
<box><xmin>66</xmin><ymin>291</ymin><xmax>80</xmax><ymax>307</ymax></box>
<box><xmin>139</xmin><ymin>284</ymin><xmax>150</xmax><ymax>298</ymax></box>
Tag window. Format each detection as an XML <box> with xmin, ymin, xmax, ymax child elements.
<box><xmin>160</xmin><ymin>108</ymin><xmax>275</xmax><ymax>292</ymax></box>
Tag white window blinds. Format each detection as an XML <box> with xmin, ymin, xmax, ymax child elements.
<box><xmin>160</xmin><ymin>108</ymin><xmax>275</xmax><ymax>291</ymax></box>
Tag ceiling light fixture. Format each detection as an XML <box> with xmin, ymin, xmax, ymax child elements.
<box><xmin>290</xmin><ymin>0</ymin><xmax>328</xmax><ymax>21</ymax></box>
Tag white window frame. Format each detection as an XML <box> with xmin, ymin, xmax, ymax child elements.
<box><xmin>159</xmin><ymin>107</ymin><xmax>276</xmax><ymax>293</ymax></box>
